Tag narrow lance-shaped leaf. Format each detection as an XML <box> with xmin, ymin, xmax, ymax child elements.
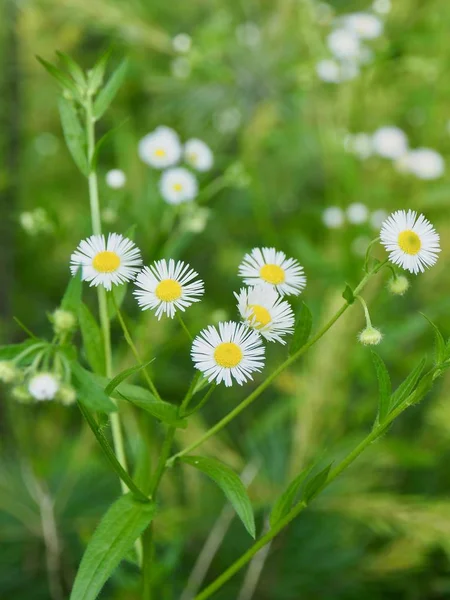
<box><xmin>117</xmin><ymin>387</ymin><xmax>187</xmax><ymax>428</ymax></box>
<box><xmin>421</xmin><ymin>314</ymin><xmax>446</xmax><ymax>365</ymax></box>
<box><xmin>390</xmin><ymin>357</ymin><xmax>427</xmax><ymax>411</ymax></box>
<box><xmin>289</xmin><ymin>302</ymin><xmax>313</xmax><ymax>355</ymax></box>
<box><xmin>58</xmin><ymin>96</ymin><xmax>89</xmax><ymax>176</ymax></box>
<box><xmin>270</xmin><ymin>464</ymin><xmax>314</xmax><ymax>528</ymax></box>
<box><xmin>37</xmin><ymin>56</ymin><xmax>80</xmax><ymax>97</ymax></box>
<box><xmin>87</xmin><ymin>46</ymin><xmax>112</xmax><ymax>95</ymax></box>
<box><xmin>371</xmin><ymin>351</ymin><xmax>391</xmax><ymax>424</ymax></box>
<box><xmin>61</xmin><ymin>268</ymin><xmax>82</xmax><ymax>314</ymax></box>
<box><xmin>93</xmin><ymin>59</ymin><xmax>128</xmax><ymax>120</ymax></box>
<box><xmin>104</xmin><ymin>359</ymin><xmax>154</xmax><ymax>396</ymax></box>
<box><xmin>301</xmin><ymin>463</ymin><xmax>332</xmax><ymax>503</ymax></box>
<box><xmin>78</xmin><ymin>303</ymin><xmax>106</xmax><ymax>376</ymax></box>
<box><xmin>71</xmin><ymin>362</ymin><xmax>116</xmax><ymax>413</ymax></box>
<box><xmin>180</xmin><ymin>456</ymin><xmax>256</xmax><ymax>538</ymax></box>
<box><xmin>70</xmin><ymin>494</ymin><xmax>156</xmax><ymax>600</ymax></box>
<box><xmin>55</xmin><ymin>51</ymin><xmax>86</xmax><ymax>88</ymax></box>
<box><xmin>0</xmin><ymin>340</ymin><xmax>42</xmax><ymax>362</ymax></box>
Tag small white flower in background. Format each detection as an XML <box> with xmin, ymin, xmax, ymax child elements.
<box><xmin>28</xmin><ymin>373</ymin><xmax>60</xmax><ymax>401</ymax></box>
<box><xmin>70</xmin><ymin>233</ymin><xmax>142</xmax><ymax>290</ymax></box>
<box><xmin>184</xmin><ymin>139</ymin><xmax>214</xmax><ymax>172</ymax></box>
<box><xmin>105</xmin><ymin>169</ymin><xmax>126</xmax><ymax>189</ymax></box>
<box><xmin>138</xmin><ymin>126</ymin><xmax>182</xmax><ymax>169</ymax></box>
<box><xmin>52</xmin><ymin>309</ymin><xmax>76</xmax><ymax>335</ymax></box>
<box><xmin>322</xmin><ymin>206</ymin><xmax>345</xmax><ymax>229</ymax></box>
<box><xmin>346</xmin><ymin>132</ymin><xmax>373</xmax><ymax>159</ymax></box>
<box><xmin>235</xmin><ymin>22</ymin><xmax>261</xmax><ymax>47</ymax></box>
<box><xmin>172</xmin><ymin>33</ymin><xmax>192</xmax><ymax>54</ymax></box>
<box><xmin>372</xmin><ymin>126</ymin><xmax>408</xmax><ymax>160</ymax></box>
<box><xmin>235</xmin><ymin>284</ymin><xmax>295</xmax><ymax>344</ymax></box>
<box><xmin>370</xmin><ymin>209</ymin><xmax>388</xmax><ymax>229</ymax></box>
<box><xmin>388</xmin><ymin>275</ymin><xmax>410</xmax><ymax>296</ymax></box>
<box><xmin>327</xmin><ymin>28</ymin><xmax>361</xmax><ymax>60</ymax></box>
<box><xmin>372</xmin><ymin>0</ymin><xmax>391</xmax><ymax>15</ymax></box>
<box><xmin>239</xmin><ymin>247</ymin><xmax>306</xmax><ymax>297</ymax></box>
<box><xmin>400</xmin><ymin>148</ymin><xmax>445</xmax><ymax>180</ymax></box>
<box><xmin>0</xmin><ymin>361</ymin><xmax>20</xmax><ymax>384</ymax></box>
<box><xmin>347</xmin><ymin>203</ymin><xmax>369</xmax><ymax>225</ymax></box>
<box><xmin>20</xmin><ymin>208</ymin><xmax>53</xmax><ymax>236</ymax></box>
<box><xmin>315</xmin><ymin>2</ymin><xmax>335</xmax><ymax>26</ymax></box>
<box><xmin>134</xmin><ymin>259</ymin><xmax>204</xmax><ymax>319</ymax></box>
<box><xmin>159</xmin><ymin>167</ymin><xmax>198</xmax><ymax>205</ymax></box>
<box><xmin>380</xmin><ymin>210</ymin><xmax>440</xmax><ymax>274</ymax></box>
<box><xmin>214</xmin><ymin>107</ymin><xmax>242</xmax><ymax>134</ymax></box>
<box><xmin>358</xmin><ymin>326</ymin><xmax>383</xmax><ymax>346</ymax></box>
<box><xmin>191</xmin><ymin>321</ymin><xmax>265</xmax><ymax>387</ymax></box>
<box><xmin>316</xmin><ymin>59</ymin><xmax>341</xmax><ymax>83</ymax></box>
<box><xmin>171</xmin><ymin>57</ymin><xmax>191</xmax><ymax>80</ymax></box>
<box><xmin>341</xmin><ymin>13</ymin><xmax>383</xmax><ymax>39</ymax></box>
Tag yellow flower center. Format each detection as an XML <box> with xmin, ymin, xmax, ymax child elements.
<box><xmin>92</xmin><ymin>251</ymin><xmax>121</xmax><ymax>273</ymax></box>
<box><xmin>155</xmin><ymin>148</ymin><xmax>166</xmax><ymax>157</ymax></box>
<box><xmin>260</xmin><ymin>264</ymin><xmax>285</xmax><ymax>285</ymax></box>
<box><xmin>188</xmin><ymin>152</ymin><xmax>198</xmax><ymax>163</ymax></box>
<box><xmin>155</xmin><ymin>279</ymin><xmax>182</xmax><ymax>302</ymax></box>
<box><xmin>214</xmin><ymin>342</ymin><xmax>243</xmax><ymax>368</ymax></box>
<box><xmin>172</xmin><ymin>182</ymin><xmax>183</xmax><ymax>192</ymax></box>
<box><xmin>248</xmin><ymin>304</ymin><xmax>271</xmax><ymax>328</ymax></box>
<box><xmin>398</xmin><ymin>230</ymin><xmax>421</xmax><ymax>255</ymax></box>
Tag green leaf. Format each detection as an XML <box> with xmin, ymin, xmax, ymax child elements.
<box><xmin>61</xmin><ymin>268</ymin><xmax>83</xmax><ymax>314</ymax></box>
<box><xmin>90</xmin><ymin>117</ymin><xmax>130</xmax><ymax>171</ymax></box>
<box><xmin>421</xmin><ymin>314</ymin><xmax>446</xmax><ymax>365</ymax></box>
<box><xmin>104</xmin><ymin>360</ymin><xmax>154</xmax><ymax>396</ymax></box>
<box><xmin>117</xmin><ymin>386</ymin><xmax>187</xmax><ymax>428</ymax></box>
<box><xmin>70</xmin><ymin>494</ymin><xmax>155</xmax><ymax>600</ymax></box>
<box><xmin>58</xmin><ymin>96</ymin><xmax>89</xmax><ymax>176</ymax></box>
<box><xmin>71</xmin><ymin>362</ymin><xmax>116</xmax><ymax>413</ymax></box>
<box><xmin>372</xmin><ymin>351</ymin><xmax>392</xmax><ymax>424</ymax></box>
<box><xmin>289</xmin><ymin>302</ymin><xmax>313</xmax><ymax>355</ymax></box>
<box><xmin>87</xmin><ymin>47</ymin><xmax>112</xmax><ymax>95</ymax></box>
<box><xmin>55</xmin><ymin>51</ymin><xmax>86</xmax><ymax>88</ymax></box>
<box><xmin>390</xmin><ymin>357</ymin><xmax>427</xmax><ymax>411</ymax></box>
<box><xmin>302</xmin><ymin>464</ymin><xmax>332</xmax><ymax>503</ymax></box>
<box><xmin>181</xmin><ymin>456</ymin><xmax>255</xmax><ymax>538</ymax></box>
<box><xmin>342</xmin><ymin>284</ymin><xmax>355</xmax><ymax>305</ymax></box>
<box><xmin>37</xmin><ymin>56</ymin><xmax>79</xmax><ymax>97</ymax></box>
<box><xmin>93</xmin><ymin>59</ymin><xmax>128</xmax><ymax>120</ymax></box>
<box><xmin>78</xmin><ymin>303</ymin><xmax>106</xmax><ymax>375</ymax></box>
<box><xmin>0</xmin><ymin>340</ymin><xmax>41</xmax><ymax>361</ymax></box>
<box><xmin>270</xmin><ymin>464</ymin><xmax>314</xmax><ymax>527</ymax></box>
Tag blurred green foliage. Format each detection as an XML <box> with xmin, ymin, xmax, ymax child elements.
<box><xmin>2</xmin><ymin>0</ymin><xmax>450</xmax><ymax>598</ymax></box>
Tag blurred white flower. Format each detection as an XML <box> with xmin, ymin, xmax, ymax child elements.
<box><xmin>159</xmin><ymin>167</ymin><xmax>198</xmax><ymax>205</ymax></box>
<box><xmin>28</xmin><ymin>373</ymin><xmax>60</xmax><ymax>401</ymax></box>
<box><xmin>172</xmin><ymin>33</ymin><xmax>192</xmax><ymax>54</ymax></box>
<box><xmin>372</xmin><ymin>126</ymin><xmax>408</xmax><ymax>159</ymax></box>
<box><xmin>322</xmin><ymin>206</ymin><xmax>345</xmax><ymax>229</ymax></box>
<box><xmin>400</xmin><ymin>148</ymin><xmax>445</xmax><ymax>180</ymax></box>
<box><xmin>184</xmin><ymin>139</ymin><xmax>214</xmax><ymax>172</ymax></box>
<box><xmin>138</xmin><ymin>126</ymin><xmax>182</xmax><ymax>168</ymax></box>
<box><xmin>372</xmin><ymin>0</ymin><xmax>391</xmax><ymax>15</ymax></box>
<box><xmin>171</xmin><ymin>57</ymin><xmax>191</xmax><ymax>80</ymax></box>
<box><xmin>214</xmin><ymin>107</ymin><xmax>242</xmax><ymax>133</ymax></box>
<box><xmin>347</xmin><ymin>203</ymin><xmax>369</xmax><ymax>224</ymax></box>
<box><xmin>346</xmin><ymin>132</ymin><xmax>373</xmax><ymax>159</ymax></box>
<box><xmin>105</xmin><ymin>169</ymin><xmax>126</xmax><ymax>189</ymax></box>
<box><xmin>316</xmin><ymin>59</ymin><xmax>359</xmax><ymax>83</ymax></box>
<box><xmin>315</xmin><ymin>2</ymin><xmax>335</xmax><ymax>26</ymax></box>
<box><xmin>327</xmin><ymin>28</ymin><xmax>361</xmax><ymax>60</ymax></box>
<box><xmin>20</xmin><ymin>208</ymin><xmax>53</xmax><ymax>236</ymax></box>
<box><xmin>370</xmin><ymin>209</ymin><xmax>388</xmax><ymax>229</ymax></box>
<box><xmin>341</xmin><ymin>12</ymin><xmax>383</xmax><ymax>39</ymax></box>
<box><xmin>235</xmin><ymin>22</ymin><xmax>261</xmax><ymax>47</ymax></box>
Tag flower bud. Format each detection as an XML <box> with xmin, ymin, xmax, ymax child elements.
<box><xmin>0</xmin><ymin>361</ymin><xmax>21</xmax><ymax>384</ymax></box>
<box><xmin>358</xmin><ymin>326</ymin><xmax>383</xmax><ymax>346</ymax></box>
<box><xmin>387</xmin><ymin>275</ymin><xmax>409</xmax><ymax>296</ymax></box>
<box><xmin>58</xmin><ymin>384</ymin><xmax>77</xmax><ymax>406</ymax></box>
<box><xmin>52</xmin><ymin>309</ymin><xmax>77</xmax><ymax>335</ymax></box>
<box><xmin>12</xmin><ymin>385</ymin><xmax>33</xmax><ymax>404</ymax></box>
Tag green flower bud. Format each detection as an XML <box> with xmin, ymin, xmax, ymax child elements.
<box><xmin>358</xmin><ymin>326</ymin><xmax>383</xmax><ymax>346</ymax></box>
<box><xmin>52</xmin><ymin>309</ymin><xmax>77</xmax><ymax>335</ymax></box>
<box><xmin>0</xmin><ymin>361</ymin><xmax>21</xmax><ymax>384</ymax></box>
<box><xmin>388</xmin><ymin>275</ymin><xmax>409</xmax><ymax>296</ymax></box>
<box><xmin>58</xmin><ymin>384</ymin><xmax>77</xmax><ymax>406</ymax></box>
<box><xmin>11</xmin><ymin>385</ymin><xmax>33</xmax><ymax>404</ymax></box>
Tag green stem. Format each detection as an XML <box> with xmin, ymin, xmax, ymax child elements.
<box><xmin>142</xmin><ymin>526</ymin><xmax>154</xmax><ymax>599</ymax></box>
<box><xmin>356</xmin><ymin>295</ymin><xmax>372</xmax><ymax>328</ymax></box>
<box><xmin>177</xmin><ymin>313</ymin><xmax>193</xmax><ymax>341</ymax></box>
<box><xmin>149</xmin><ymin>426</ymin><xmax>177</xmax><ymax>497</ymax></box>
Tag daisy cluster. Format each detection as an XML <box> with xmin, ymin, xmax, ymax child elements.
<box><xmin>345</xmin><ymin>127</ymin><xmax>445</xmax><ymax>180</ymax></box>
<box><xmin>138</xmin><ymin>126</ymin><xmax>213</xmax><ymax>205</ymax></box>
<box><xmin>322</xmin><ymin>204</ymin><xmax>387</xmax><ymax>230</ymax></box>
<box><xmin>316</xmin><ymin>7</ymin><xmax>385</xmax><ymax>84</ymax></box>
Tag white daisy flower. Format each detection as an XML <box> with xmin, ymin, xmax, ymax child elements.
<box><xmin>235</xmin><ymin>284</ymin><xmax>295</xmax><ymax>344</ymax></box>
<box><xmin>134</xmin><ymin>259</ymin><xmax>204</xmax><ymax>319</ymax></box>
<box><xmin>159</xmin><ymin>167</ymin><xmax>198</xmax><ymax>205</ymax></box>
<box><xmin>316</xmin><ymin>59</ymin><xmax>341</xmax><ymax>83</ymax></box>
<box><xmin>191</xmin><ymin>321</ymin><xmax>265</xmax><ymax>387</ymax></box>
<box><xmin>322</xmin><ymin>206</ymin><xmax>345</xmax><ymax>229</ymax></box>
<box><xmin>372</xmin><ymin>126</ymin><xmax>408</xmax><ymax>160</ymax></box>
<box><xmin>327</xmin><ymin>28</ymin><xmax>361</xmax><ymax>60</ymax></box>
<box><xmin>346</xmin><ymin>132</ymin><xmax>373</xmax><ymax>159</ymax></box>
<box><xmin>341</xmin><ymin>13</ymin><xmax>383</xmax><ymax>40</ymax></box>
<box><xmin>184</xmin><ymin>139</ymin><xmax>214</xmax><ymax>172</ymax></box>
<box><xmin>347</xmin><ymin>202</ymin><xmax>369</xmax><ymax>224</ymax></box>
<box><xmin>138</xmin><ymin>126</ymin><xmax>182</xmax><ymax>169</ymax></box>
<box><xmin>172</xmin><ymin>33</ymin><xmax>192</xmax><ymax>54</ymax></box>
<box><xmin>105</xmin><ymin>169</ymin><xmax>126</xmax><ymax>189</ymax></box>
<box><xmin>70</xmin><ymin>233</ymin><xmax>142</xmax><ymax>291</ymax></box>
<box><xmin>400</xmin><ymin>148</ymin><xmax>445</xmax><ymax>180</ymax></box>
<box><xmin>380</xmin><ymin>210</ymin><xmax>440</xmax><ymax>274</ymax></box>
<box><xmin>372</xmin><ymin>0</ymin><xmax>391</xmax><ymax>15</ymax></box>
<box><xmin>28</xmin><ymin>373</ymin><xmax>60</xmax><ymax>401</ymax></box>
<box><xmin>238</xmin><ymin>247</ymin><xmax>306</xmax><ymax>297</ymax></box>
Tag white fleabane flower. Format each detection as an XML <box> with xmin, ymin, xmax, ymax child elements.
<box><xmin>106</xmin><ymin>169</ymin><xmax>126</xmax><ymax>189</ymax></box>
<box><xmin>370</xmin><ymin>209</ymin><xmax>388</xmax><ymax>229</ymax></box>
<box><xmin>372</xmin><ymin>126</ymin><xmax>408</xmax><ymax>159</ymax></box>
<box><xmin>341</xmin><ymin>12</ymin><xmax>383</xmax><ymax>39</ymax></box>
<box><xmin>138</xmin><ymin>126</ymin><xmax>182</xmax><ymax>169</ymax></box>
<box><xmin>347</xmin><ymin>132</ymin><xmax>373</xmax><ymax>159</ymax></box>
<box><xmin>235</xmin><ymin>284</ymin><xmax>295</xmax><ymax>344</ymax></box>
<box><xmin>134</xmin><ymin>259</ymin><xmax>204</xmax><ymax>319</ymax></box>
<box><xmin>372</xmin><ymin>0</ymin><xmax>391</xmax><ymax>15</ymax></box>
<box><xmin>239</xmin><ymin>247</ymin><xmax>306</xmax><ymax>296</ymax></box>
<box><xmin>159</xmin><ymin>167</ymin><xmax>198</xmax><ymax>205</ymax></box>
<box><xmin>191</xmin><ymin>321</ymin><xmax>265</xmax><ymax>387</ymax></box>
<box><xmin>172</xmin><ymin>33</ymin><xmax>192</xmax><ymax>53</ymax></box>
<box><xmin>327</xmin><ymin>28</ymin><xmax>361</xmax><ymax>60</ymax></box>
<box><xmin>184</xmin><ymin>139</ymin><xmax>214</xmax><ymax>172</ymax></box>
<box><xmin>322</xmin><ymin>206</ymin><xmax>345</xmax><ymax>229</ymax></box>
<box><xmin>70</xmin><ymin>233</ymin><xmax>142</xmax><ymax>290</ymax></box>
<box><xmin>316</xmin><ymin>59</ymin><xmax>341</xmax><ymax>83</ymax></box>
<box><xmin>28</xmin><ymin>373</ymin><xmax>60</xmax><ymax>401</ymax></box>
<box><xmin>347</xmin><ymin>202</ymin><xmax>369</xmax><ymax>224</ymax></box>
<box><xmin>401</xmin><ymin>148</ymin><xmax>445</xmax><ymax>180</ymax></box>
<box><xmin>380</xmin><ymin>210</ymin><xmax>440</xmax><ymax>274</ymax></box>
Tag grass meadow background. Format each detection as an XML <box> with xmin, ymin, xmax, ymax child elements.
<box><xmin>2</xmin><ymin>0</ymin><xmax>450</xmax><ymax>598</ymax></box>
